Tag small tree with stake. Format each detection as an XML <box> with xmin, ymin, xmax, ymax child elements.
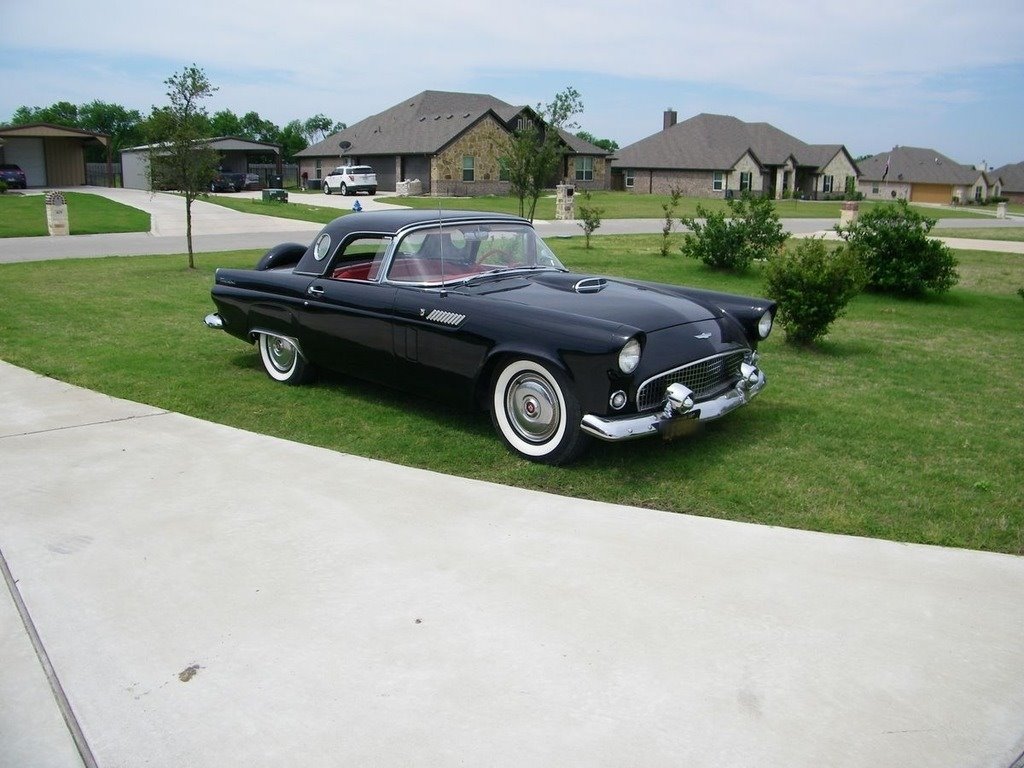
<box><xmin>146</xmin><ymin>64</ymin><xmax>219</xmax><ymax>269</ymax></box>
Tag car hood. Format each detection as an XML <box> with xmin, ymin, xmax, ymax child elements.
<box><xmin>464</xmin><ymin>271</ymin><xmax>718</xmax><ymax>332</ymax></box>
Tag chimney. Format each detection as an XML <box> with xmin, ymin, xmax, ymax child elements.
<box><xmin>664</xmin><ymin>108</ymin><xmax>677</xmax><ymax>130</ymax></box>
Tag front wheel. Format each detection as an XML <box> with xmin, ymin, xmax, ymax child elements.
<box><xmin>491</xmin><ymin>358</ymin><xmax>589</xmax><ymax>465</ymax></box>
<box><xmin>323</xmin><ymin>182</ymin><xmax>331</xmax><ymax>194</ymax></box>
<box><xmin>258</xmin><ymin>333</ymin><xmax>314</xmax><ymax>385</ymax></box>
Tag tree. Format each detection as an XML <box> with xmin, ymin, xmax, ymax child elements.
<box><xmin>660</xmin><ymin>187</ymin><xmax>683</xmax><ymax>257</ymax></box>
<box><xmin>503</xmin><ymin>86</ymin><xmax>584</xmax><ymax>221</ymax></box>
<box><xmin>210</xmin><ymin>109</ymin><xmax>243</xmax><ymax>137</ymax></box>
<box><xmin>10</xmin><ymin>101</ymin><xmax>79</xmax><ymax>126</ymax></box>
<box><xmin>146</xmin><ymin>64</ymin><xmax>219</xmax><ymax>269</ymax></box>
<box><xmin>576</xmin><ymin>190</ymin><xmax>603</xmax><ymax>248</ymax></box>
<box><xmin>78</xmin><ymin>100</ymin><xmax>144</xmax><ymax>158</ymax></box>
<box><xmin>575</xmin><ymin>130</ymin><xmax>618</xmax><ymax>152</ymax></box>
<box><xmin>276</xmin><ymin>120</ymin><xmax>309</xmax><ymax>162</ymax></box>
<box><xmin>302</xmin><ymin>114</ymin><xmax>334</xmax><ymax>143</ymax></box>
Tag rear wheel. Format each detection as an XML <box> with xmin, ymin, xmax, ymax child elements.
<box><xmin>340</xmin><ymin>183</ymin><xmax>349</xmax><ymax>196</ymax></box>
<box><xmin>491</xmin><ymin>358</ymin><xmax>589</xmax><ymax>465</ymax></box>
<box><xmin>258</xmin><ymin>333</ymin><xmax>313</xmax><ymax>385</ymax></box>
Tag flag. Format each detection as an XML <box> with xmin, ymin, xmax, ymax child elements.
<box><xmin>881</xmin><ymin>155</ymin><xmax>890</xmax><ymax>181</ymax></box>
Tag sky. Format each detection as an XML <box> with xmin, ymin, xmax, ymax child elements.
<box><xmin>2</xmin><ymin>0</ymin><xmax>1022</xmax><ymax>167</ymax></box>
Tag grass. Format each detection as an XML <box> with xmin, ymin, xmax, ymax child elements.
<box><xmin>0</xmin><ymin>191</ymin><xmax>150</xmax><ymax>237</ymax></box>
<box><xmin>935</xmin><ymin>227</ymin><xmax>1024</xmax><ymax>242</ymax></box>
<box><xmin>201</xmin><ymin>190</ymin><xmax>992</xmax><ymax>222</ymax></box>
<box><xmin>1</xmin><ymin>237</ymin><xmax>1021</xmax><ymax>555</ymax></box>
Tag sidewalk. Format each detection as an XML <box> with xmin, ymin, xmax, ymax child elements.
<box><xmin>2</xmin><ymin>361</ymin><xmax>1024</xmax><ymax>767</ymax></box>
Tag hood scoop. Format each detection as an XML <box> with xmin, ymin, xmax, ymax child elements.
<box><xmin>573</xmin><ymin>277</ymin><xmax>607</xmax><ymax>294</ymax></box>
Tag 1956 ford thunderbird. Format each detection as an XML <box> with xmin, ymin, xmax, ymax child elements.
<box><xmin>204</xmin><ymin>209</ymin><xmax>776</xmax><ymax>464</ymax></box>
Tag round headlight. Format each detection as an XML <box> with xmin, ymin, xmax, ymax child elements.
<box><xmin>757</xmin><ymin>310</ymin><xmax>773</xmax><ymax>339</ymax></box>
<box><xmin>618</xmin><ymin>338</ymin><xmax>641</xmax><ymax>374</ymax></box>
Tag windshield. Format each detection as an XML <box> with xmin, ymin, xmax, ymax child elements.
<box><xmin>387</xmin><ymin>222</ymin><xmax>566</xmax><ymax>285</ymax></box>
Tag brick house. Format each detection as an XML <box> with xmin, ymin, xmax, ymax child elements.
<box><xmin>857</xmin><ymin>146</ymin><xmax>1001</xmax><ymax>204</ymax></box>
<box><xmin>296</xmin><ymin>90</ymin><xmax>610</xmax><ymax>195</ymax></box>
<box><xmin>611</xmin><ymin>111</ymin><xmax>858</xmax><ymax>200</ymax></box>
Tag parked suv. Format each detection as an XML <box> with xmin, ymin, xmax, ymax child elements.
<box><xmin>0</xmin><ymin>164</ymin><xmax>27</xmax><ymax>189</ymax></box>
<box><xmin>323</xmin><ymin>165</ymin><xmax>377</xmax><ymax>196</ymax></box>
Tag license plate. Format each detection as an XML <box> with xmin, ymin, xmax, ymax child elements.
<box><xmin>656</xmin><ymin>413</ymin><xmax>700</xmax><ymax>441</ymax></box>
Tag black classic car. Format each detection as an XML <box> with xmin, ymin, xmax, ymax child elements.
<box><xmin>204</xmin><ymin>210</ymin><xmax>776</xmax><ymax>464</ymax></box>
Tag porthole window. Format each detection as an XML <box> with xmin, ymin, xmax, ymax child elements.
<box><xmin>314</xmin><ymin>233</ymin><xmax>332</xmax><ymax>261</ymax></box>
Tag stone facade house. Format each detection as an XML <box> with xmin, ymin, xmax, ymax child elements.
<box><xmin>857</xmin><ymin>146</ymin><xmax>1001</xmax><ymax>204</ymax></box>
<box><xmin>296</xmin><ymin>90</ymin><xmax>609</xmax><ymax>196</ymax></box>
<box><xmin>610</xmin><ymin>112</ymin><xmax>858</xmax><ymax>200</ymax></box>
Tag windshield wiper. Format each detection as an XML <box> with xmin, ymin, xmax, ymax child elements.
<box><xmin>462</xmin><ymin>265</ymin><xmax>565</xmax><ymax>287</ymax></box>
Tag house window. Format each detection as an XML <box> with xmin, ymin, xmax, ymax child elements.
<box><xmin>713</xmin><ymin>172</ymin><xmax>724</xmax><ymax>191</ymax></box>
<box><xmin>872</xmin><ymin>183</ymin><xmax>879</xmax><ymax>195</ymax></box>
<box><xmin>315</xmin><ymin>159</ymin><xmax>322</xmax><ymax>180</ymax></box>
<box><xmin>845</xmin><ymin>176</ymin><xmax>856</xmax><ymax>194</ymax></box>
<box><xmin>575</xmin><ymin>156</ymin><xmax>593</xmax><ymax>182</ymax></box>
<box><xmin>498</xmin><ymin>158</ymin><xmax>510</xmax><ymax>182</ymax></box>
<box><xmin>462</xmin><ymin>156</ymin><xmax>475</xmax><ymax>182</ymax></box>
<box><xmin>974</xmin><ymin>185</ymin><xmax>983</xmax><ymax>201</ymax></box>
<box><xmin>625</xmin><ymin>169</ymin><xmax>635</xmax><ymax>189</ymax></box>
<box><xmin>517</xmin><ymin>116</ymin><xmax>531</xmax><ymax>132</ymax></box>
<box><xmin>739</xmin><ymin>171</ymin><xmax>752</xmax><ymax>191</ymax></box>
<box><xmin>822</xmin><ymin>175</ymin><xmax>834</xmax><ymax>193</ymax></box>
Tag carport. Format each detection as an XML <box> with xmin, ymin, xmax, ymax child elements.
<box><xmin>0</xmin><ymin>123</ymin><xmax>110</xmax><ymax>187</ymax></box>
<box><xmin>120</xmin><ymin>137</ymin><xmax>283</xmax><ymax>190</ymax></box>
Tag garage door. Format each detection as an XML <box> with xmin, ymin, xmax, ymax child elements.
<box><xmin>3</xmin><ymin>138</ymin><xmax>46</xmax><ymax>186</ymax></box>
<box><xmin>911</xmin><ymin>183</ymin><xmax>953</xmax><ymax>204</ymax></box>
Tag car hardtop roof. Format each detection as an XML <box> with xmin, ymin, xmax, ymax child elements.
<box><xmin>320</xmin><ymin>209</ymin><xmax>531</xmax><ymax>237</ymax></box>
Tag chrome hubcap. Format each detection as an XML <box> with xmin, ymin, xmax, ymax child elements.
<box><xmin>267</xmin><ymin>336</ymin><xmax>296</xmax><ymax>372</ymax></box>
<box><xmin>506</xmin><ymin>373</ymin><xmax>559</xmax><ymax>443</ymax></box>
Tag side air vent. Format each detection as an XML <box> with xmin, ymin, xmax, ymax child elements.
<box><xmin>574</xmin><ymin>277</ymin><xmax>607</xmax><ymax>294</ymax></box>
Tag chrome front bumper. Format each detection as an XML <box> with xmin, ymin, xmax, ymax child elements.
<box><xmin>580</xmin><ymin>367</ymin><xmax>766</xmax><ymax>442</ymax></box>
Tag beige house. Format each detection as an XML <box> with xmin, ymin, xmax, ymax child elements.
<box><xmin>296</xmin><ymin>90</ymin><xmax>609</xmax><ymax>195</ymax></box>
<box><xmin>611</xmin><ymin>112</ymin><xmax>858</xmax><ymax>199</ymax></box>
<box><xmin>857</xmin><ymin>146</ymin><xmax>1001</xmax><ymax>204</ymax></box>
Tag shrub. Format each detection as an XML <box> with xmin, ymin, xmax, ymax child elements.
<box><xmin>680</xmin><ymin>193</ymin><xmax>788</xmax><ymax>272</ymax></box>
<box><xmin>836</xmin><ymin>199</ymin><xmax>958</xmax><ymax>296</ymax></box>
<box><xmin>0</xmin><ymin>180</ymin><xmax>7</xmax><ymax>194</ymax></box>
<box><xmin>576</xmin><ymin>191</ymin><xmax>603</xmax><ymax>249</ymax></box>
<box><xmin>763</xmin><ymin>238</ymin><xmax>867</xmax><ymax>346</ymax></box>
<box><xmin>659</xmin><ymin>187</ymin><xmax>683</xmax><ymax>257</ymax></box>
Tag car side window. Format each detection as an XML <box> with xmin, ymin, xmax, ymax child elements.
<box><xmin>329</xmin><ymin>236</ymin><xmax>391</xmax><ymax>281</ymax></box>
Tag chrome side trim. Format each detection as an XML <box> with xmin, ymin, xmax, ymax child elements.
<box><xmin>581</xmin><ymin>369</ymin><xmax>766</xmax><ymax>442</ymax></box>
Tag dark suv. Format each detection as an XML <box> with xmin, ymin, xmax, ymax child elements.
<box><xmin>0</xmin><ymin>164</ymin><xmax>27</xmax><ymax>189</ymax></box>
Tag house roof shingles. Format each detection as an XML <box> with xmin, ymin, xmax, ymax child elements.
<box><xmin>992</xmin><ymin>161</ymin><xmax>1024</xmax><ymax>193</ymax></box>
<box><xmin>857</xmin><ymin>146</ymin><xmax>981</xmax><ymax>185</ymax></box>
<box><xmin>297</xmin><ymin>90</ymin><xmax>609</xmax><ymax>160</ymax></box>
<box><xmin>611</xmin><ymin>113</ymin><xmax>846</xmax><ymax>172</ymax></box>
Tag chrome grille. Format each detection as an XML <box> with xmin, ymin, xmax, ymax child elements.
<box><xmin>636</xmin><ymin>351</ymin><xmax>746</xmax><ymax>412</ymax></box>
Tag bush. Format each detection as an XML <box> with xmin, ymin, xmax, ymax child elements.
<box><xmin>680</xmin><ymin>193</ymin><xmax>788</xmax><ymax>272</ymax></box>
<box><xmin>763</xmin><ymin>239</ymin><xmax>867</xmax><ymax>346</ymax></box>
<box><xmin>0</xmin><ymin>180</ymin><xmax>7</xmax><ymax>194</ymax></box>
<box><xmin>576</xmin><ymin>190</ymin><xmax>603</xmax><ymax>249</ymax></box>
<box><xmin>836</xmin><ymin>199</ymin><xmax>958</xmax><ymax>296</ymax></box>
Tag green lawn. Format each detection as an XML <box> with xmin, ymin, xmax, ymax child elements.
<box><xmin>204</xmin><ymin>190</ymin><xmax>991</xmax><ymax>222</ymax></box>
<box><xmin>0</xmin><ymin>192</ymin><xmax>150</xmax><ymax>237</ymax></box>
<box><xmin>1</xmin><ymin>236</ymin><xmax>1021</xmax><ymax>554</ymax></box>
<box><xmin>936</xmin><ymin>227</ymin><xmax>1024</xmax><ymax>242</ymax></box>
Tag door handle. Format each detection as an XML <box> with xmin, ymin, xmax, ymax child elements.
<box><xmin>307</xmin><ymin>285</ymin><xmax>325</xmax><ymax>296</ymax></box>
